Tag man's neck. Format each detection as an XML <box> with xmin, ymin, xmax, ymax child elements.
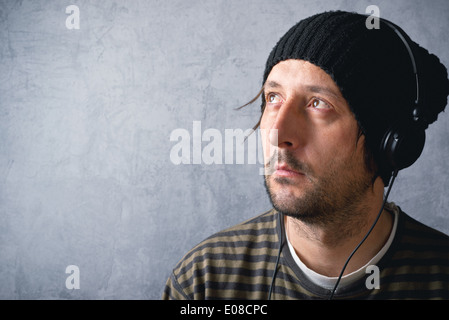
<box><xmin>284</xmin><ymin>179</ymin><xmax>394</xmax><ymax>277</ymax></box>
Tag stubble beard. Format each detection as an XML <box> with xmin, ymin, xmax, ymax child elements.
<box><xmin>264</xmin><ymin>150</ymin><xmax>374</xmax><ymax>232</ymax></box>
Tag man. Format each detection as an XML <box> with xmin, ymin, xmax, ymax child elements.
<box><xmin>162</xmin><ymin>11</ymin><xmax>449</xmax><ymax>300</ymax></box>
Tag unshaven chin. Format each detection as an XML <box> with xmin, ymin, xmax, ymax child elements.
<box><xmin>264</xmin><ymin>150</ymin><xmax>375</xmax><ymax>240</ymax></box>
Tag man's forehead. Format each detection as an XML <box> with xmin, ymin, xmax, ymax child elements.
<box><xmin>267</xmin><ymin>60</ymin><xmax>335</xmax><ymax>84</ymax></box>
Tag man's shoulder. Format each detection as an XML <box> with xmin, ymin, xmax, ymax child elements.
<box><xmin>376</xmin><ymin>207</ymin><xmax>449</xmax><ymax>299</ymax></box>
<box><xmin>164</xmin><ymin>209</ymin><xmax>280</xmax><ymax>299</ymax></box>
<box><xmin>178</xmin><ymin>208</ymin><xmax>278</xmax><ymax>263</ymax></box>
<box><xmin>204</xmin><ymin>208</ymin><xmax>278</xmax><ymax>241</ymax></box>
<box><xmin>171</xmin><ymin>208</ymin><xmax>279</xmax><ymax>276</ymax></box>
<box><xmin>392</xmin><ymin>206</ymin><xmax>448</xmax><ymax>263</ymax></box>
<box><xmin>399</xmin><ymin>208</ymin><xmax>449</xmax><ymax>244</ymax></box>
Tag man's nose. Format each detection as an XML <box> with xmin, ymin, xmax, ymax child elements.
<box><xmin>268</xmin><ymin>98</ymin><xmax>307</xmax><ymax>150</ymax></box>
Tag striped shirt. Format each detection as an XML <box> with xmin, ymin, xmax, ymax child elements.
<box><xmin>162</xmin><ymin>205</ymin><xmax>449</xmax><ymax>300</ymax></box>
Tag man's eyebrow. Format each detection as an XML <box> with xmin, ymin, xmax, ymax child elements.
<box><xmin>264</xmin><ymin>81</ymin><xmax>342</xmax><ymax>100</ymax></box>
<box><xmin>304</xmin><ymin>85</ymin><xmax>342</xmax><ymax>100</ymax></box>
<box><xmin>264</xmin><ymin>80</ymin><xmax>282</xmax><ymax>89</ymax></box>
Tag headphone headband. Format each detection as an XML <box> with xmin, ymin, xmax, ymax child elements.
<box><xmin>379</xmin><ymin>19</ymin><xmax>427</xmax><ymax>183</ymax></box>
<box><xmin>381</xmin><ymin>19</ymin><xmax>426</xmax><ymax>127</ymax></box>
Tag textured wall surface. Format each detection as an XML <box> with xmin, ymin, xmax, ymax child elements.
<box><xmin>0</xmin><ymin>0</ymin><xmax>448</xmax><ymax>299</ymax></box>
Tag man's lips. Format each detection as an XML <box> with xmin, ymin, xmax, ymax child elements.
<box><xmin>274</xmin><ymin>164</ymin><xmax>304</xmax><ymax>177</ymax></box>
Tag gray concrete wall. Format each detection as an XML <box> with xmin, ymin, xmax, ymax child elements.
<box><xmin>0</xmin><ymin>0</ymin><xmax>448</xmax><ymax>299</ymax></box>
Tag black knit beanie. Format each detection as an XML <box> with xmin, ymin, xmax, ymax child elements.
<box><xmin>263</xmin><ymin>11</ymin><xmax>449</xmax><ymax>181</ymax></box>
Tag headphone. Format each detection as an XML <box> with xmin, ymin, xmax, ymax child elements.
<box><xmin>268</xmin><ymin>18</ymin><xmax>429</xmax><ymax>300</ymax></box>
<box><xmin>329</xmin><ymin>19</ymin><xmax>430</xmax><ymax>299</ymax></box>
<box><xmin>379</xmin><ymin>19</ymin><xmax>428</xmax><ymax>181</ymax></box>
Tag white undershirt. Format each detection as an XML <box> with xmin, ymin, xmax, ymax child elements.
<box><xmin>286</xmin><ymin>203</ymin><xmax>399</xmax><ymax>290</ymax></box>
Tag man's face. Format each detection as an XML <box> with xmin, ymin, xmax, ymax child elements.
<box><xmin>260</xmin><ymin>59</ymin><xmax>374</xmax><ymax>225</ymax></box>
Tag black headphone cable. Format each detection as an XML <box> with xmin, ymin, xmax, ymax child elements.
<box><xmin>268</xmin><ymin>170</ymin><xmax>398</xmax><ymax>300</ymax></box>
<box><xmin>268</xmin><ymin>211</ymin><xmax>283</xmax><ymax>300</ymax></box>
<box><xmin>328</xmin><ymin>169</ymin><xmax>398</xmax><ymax>300</ymax></box>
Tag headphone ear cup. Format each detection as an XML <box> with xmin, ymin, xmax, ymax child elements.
<box><xmin>381</xmin><ymin>124</ymin><xmax>426</xmax><ymax>172</ymax></box>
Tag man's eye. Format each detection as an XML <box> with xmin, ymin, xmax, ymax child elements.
<box><xmin>266</xmin><ymin>93</ymin><xmax>282</xmax><ymax>104</ymax></box>
<box><xmin>311</xmin><ymin>98</ymin><xmax>331</xmax><ymax>109</ymax></box>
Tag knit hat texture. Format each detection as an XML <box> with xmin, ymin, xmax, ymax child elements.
<box><xmin>263</xmin><ymin>11</ymin><xmax>449</xmax><ymax>176</ymax></box>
